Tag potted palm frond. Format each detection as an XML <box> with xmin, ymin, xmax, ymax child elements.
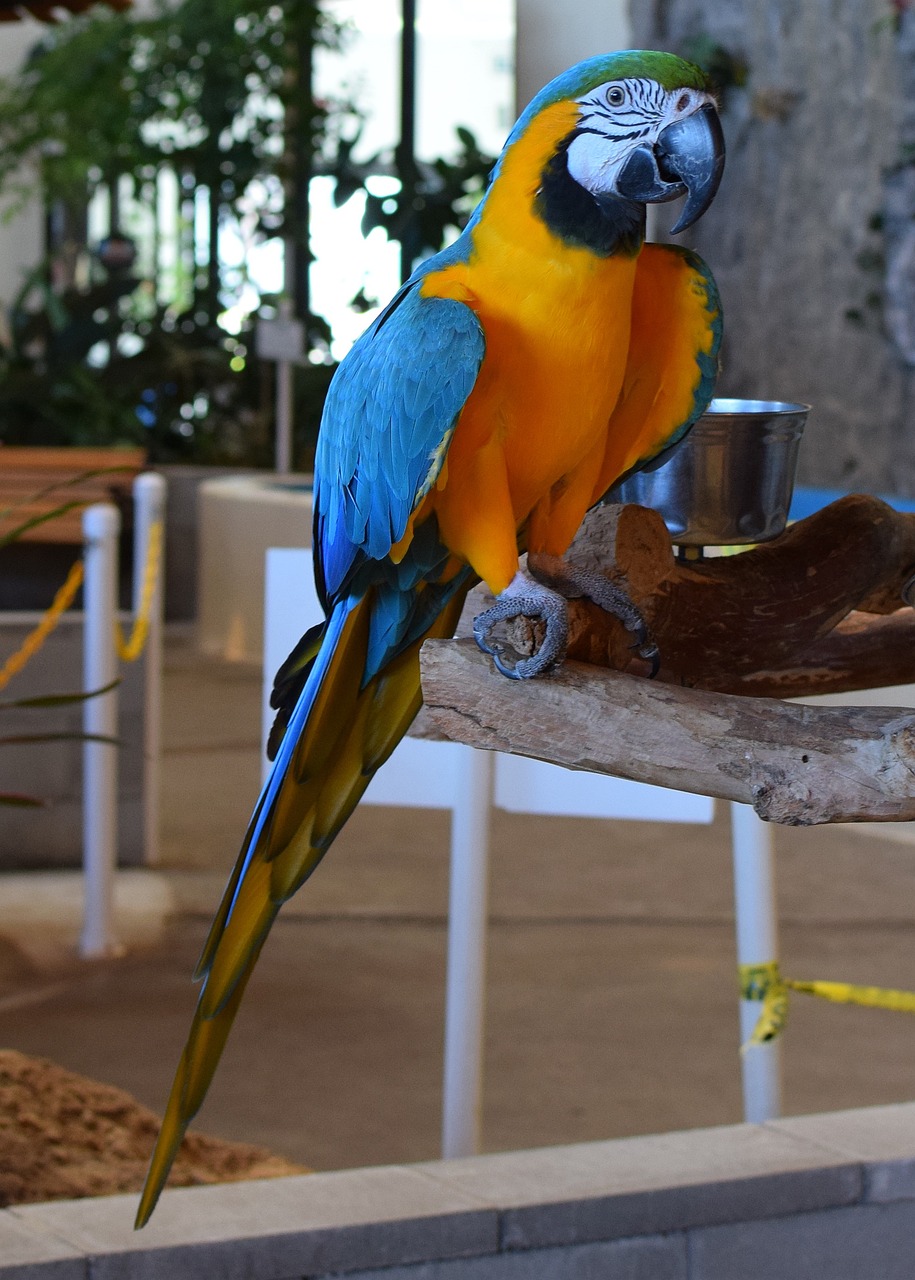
<box><xmin>0</xmin><ymin>476</ymin><xmax>145</xmax><ymax>864</ymax></box>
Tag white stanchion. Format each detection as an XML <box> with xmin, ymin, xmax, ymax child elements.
<box><xmin>81</xmin><ymin>503</ymin><xmax>122</xmax><ymax>959</ymax></box>
<box><xmin>132</xmin><ymin>472</ymin><xmax>166</xmax><ymax>866</ymax></box>
<box><xmin>730</xmin><ymin>801</ymin><xmax>782</xmax><ymax>1122</ymax></box>
<box><xmin>442</xmin><ymin>747</ymin><xmax>494</xmax><ymax>1159</ymax></box>
<box><xmin>276</xmin><ymin>360</ymin><xmax>294</xmax><ymax>475</ymax></box>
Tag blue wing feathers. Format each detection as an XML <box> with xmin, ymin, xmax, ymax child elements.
<box><xmin>314</xmin><ymin>286</ymin><xmax>485</xmax><ymax>605</ymax></box>
<box><xmin>224</xmin><ymin>597</ymin><xmax>357</xmax><ymax>920</ymax></box>
<box><xmin>236</xmin><ymin>285</ymin><xmax>485</xmax><ymax>946</ymax></box>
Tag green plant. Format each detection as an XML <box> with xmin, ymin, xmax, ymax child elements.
<box><xmin>0</xmin><ymin>476</ymin><xmax>124</xmax><ymax>807</ymax></box>
<box><xmin>334</xmin><ymin>125</ymin><xmax>496</xmax><ymax>262</ymax></box>
<box><xmin>0</xmin><ymin>260</ymin><xmax>270</xmax><ymax>464</ymax></box>
<box><xmin>0</xmin><ymin>685</ymin><xmax>118</xmax><ymax>807</ymax></box>
<box><xmin>0</xmin><ymin>0</ymin><xmax>345</xmax><ymax>462</ymax></box>
<box><xmin>0</xmin><ymin>0</ymin><xmax>496</xmax><ymax>466</ymax></box>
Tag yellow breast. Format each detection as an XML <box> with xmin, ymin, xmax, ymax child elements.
<box><xmin>417</xmin><ymin>102</ymin><xmax>641</xmax><ymax>592</ymax></box>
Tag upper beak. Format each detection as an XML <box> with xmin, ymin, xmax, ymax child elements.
<box><xmin>615</xmin><ymin>102</ymin><xmax>725</xmax><ymax>235</ymax></box>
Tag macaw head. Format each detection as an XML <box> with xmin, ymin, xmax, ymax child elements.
<box><xmin>513</xmin><ymin>50</ymin><xmax>725</xmax><ymax>244</ymax></box>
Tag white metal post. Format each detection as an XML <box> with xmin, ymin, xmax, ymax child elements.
<box><xmin>276</xmin><ymin>359</ymin><xmax>293</xmax><ymax>475</ymax></box>
<box><xmin>442</xmin><ymin>747</ymin><xmax>495</xmax><ymax>1158</ymax></box>
<box><xmin>81</xmin><ymin>503</ymin><xmax>122</xmax><ymax>959</ymax></box>
<box><xmin>730</xmin><ymin>801</ymin><xmax>782</xmax><ymax>1122</ymax></box>
<box><xmin>274</xmin><ymin>277</ymin><xmax>296</xmax><ymax>473</ymax></box>
<box><xmin>132</xmin><ymin>472</ymin><xmax>166</xmax><ymax>866</ymax></box>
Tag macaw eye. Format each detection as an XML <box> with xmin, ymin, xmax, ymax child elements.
<box><xmin>606</xmin><ymin>85</ymin><xmax>626</xmax><ymax>107</ymax></box>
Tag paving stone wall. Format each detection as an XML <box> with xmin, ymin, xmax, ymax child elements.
<box><xmin>631</xmin><ymin>0</ymin><xmax>915</xmax><ymax>497</ymax></box>
<box><xmin>2</xmin><ymin>1104</ymin><xmax>915</xmax><ymax>1279</ymax></box>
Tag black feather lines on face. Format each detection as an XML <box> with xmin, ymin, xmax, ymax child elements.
<box><xmin>534</xmin><ymin>129</ymin><xmax>645</xmax><ymax>258</ymax></box>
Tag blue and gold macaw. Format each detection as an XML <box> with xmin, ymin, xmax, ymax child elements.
<box><xmin>136</xmin><ymin>49</ymin><xmax>723</xmax><ymax>1225</ymax></box>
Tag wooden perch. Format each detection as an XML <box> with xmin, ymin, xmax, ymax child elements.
<box><xmin>422</xmin><ymin>495</ymin><xmax>915</xmax><ymax>824</ymax></box>
<box><xmin>420</xmin><ymin>638</ymin><xmax>915</xmax><ymax>827</ymax></box>
<box><xmin>459</xmin><ymin>495</ymin><xmax>915</xmax><ymax>698</ymax></box>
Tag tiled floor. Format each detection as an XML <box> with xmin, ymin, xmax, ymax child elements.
<box><xmin>2</xmin><ymin>630</ymin><xmax>915</xmax><ymax>1174</ymax></box>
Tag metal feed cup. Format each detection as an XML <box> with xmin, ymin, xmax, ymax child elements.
<box><xmin>605</xmin><ymin>398</ymin><xmax>810</xmax><ymax>547</ymax></box>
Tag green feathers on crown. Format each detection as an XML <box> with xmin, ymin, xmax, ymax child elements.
<box><xmin>512</xmin><ymin>50</ymin><xmax>711</xmax><ymax>139</ymax></box>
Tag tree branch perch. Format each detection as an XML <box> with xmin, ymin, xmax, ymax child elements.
<box><xmin>420</xmin><ymin>639</ymin><xmax>915</xmax><ymax>826</ymax></box>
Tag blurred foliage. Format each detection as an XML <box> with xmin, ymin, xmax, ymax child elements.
<box><xmin>335</xmin><ymin>125</ymin><xmax>496</xmax><ymax>261</ymax></box>
<box><xmin>0</xmin><ymin>472</ymin><xmax>124</xmax><ymax>807</ymax></box>
<box><xmin>0</xmin><ymin>260</ymin><xmax>272</xmax><ymax>464</ymax></box>
<box><xmin>0</xmin><ymin>0</ymin><xmax>345</xmax><ymax>219</ymax></box>
<box><xmin>0</xmin><ymin>0</ymin><xmax>496</xmax><ymax>467</ymax></box>
<box><xmin>0</xmin><ymin>682</ymin><xmax>119</xmax><ymax>808</ymax></box>
<box><xmin>0</xmin><ymin>0</ymin><xmax>346</xmax><ymax>465</ymax></box>
<box><xmin>679</xmin><ymin>36</ymin><xmax>749</xmax><ymax>108</ymax></box>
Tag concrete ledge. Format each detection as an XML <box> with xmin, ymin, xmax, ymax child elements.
<box><xmin>3</xmin><ymin>1103</ymin><xmax>915</xmax><ymax>1279</ymax></box>
<box><xmin>0</xmin><ymin>870</ymin><xmax>176</xmax><ymax>966</ymax></box>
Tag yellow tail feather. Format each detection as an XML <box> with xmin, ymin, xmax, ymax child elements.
<box><xmin>136</xmin><ymin>590</ymin><xmax>467</xmax><ymax>1228</ymax></box>
<box><xmin>134</xmin><ymin>947</ymin><xmax>262</xmax><ymax>1228</ymax></box>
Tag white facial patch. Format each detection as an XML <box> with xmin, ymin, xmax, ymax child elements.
<box><xmin>566</xmin><ymin>77</ymin><xmax>710</xmax><ymax>200</ymax></box>
<box><xmin>565</xmin><ymin>131</ymin><xmax>627</xmax><ymax>196</ymax></box>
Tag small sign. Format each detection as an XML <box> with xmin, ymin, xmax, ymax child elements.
<box><xmin>256</xmin><ymin>316</ymin><xmax>305</xmax><ymax>363</ymax></box>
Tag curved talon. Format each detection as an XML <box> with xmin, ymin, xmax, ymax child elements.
<box><xmin>623</xmin><ymin>618</ymin><xmax>660</xmax><ymax>677</ymax></box>
<box><xmin>528</xmin><ymin>552</ymin><xmax>660</xmax><ymax>677</ymax></box>
<box><xmin>492</xmin><ymin>649</ymin><xmax>545</xmax><ymax>680</ymax></box>
<box><xmin>473</xmin><ymin>572</ymin><xmax>570</xmax><ymax>679</ymax></box>
<box><xmin>472</xmin><ymin>627</ymin><xmax>545</xmax><ymax>679</ymax></box>
<box><xmin>634</xmin><ymin>640</ymin><xmax>661</xmax><ymax>678</ymax></box>
<box><xmin>472</xmin><ymin>618</ymin><xmax>503</xmax><ymax>658</ymax></box>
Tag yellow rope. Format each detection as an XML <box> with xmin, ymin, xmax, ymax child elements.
<box><xmin>0</xmin><ymin>517</ymin><xmax>162</xmax><ymax>689</ymax></box>
<box><xmin>739</xmin><ymin>961</ymin><xmax>915</xmax><ymax>1050</ymax></box>
<box><xmin>115</xmin><ymin>520</ymin><xmax>163</xmax><ymax>663</ymax></box>
<box><xmin>0</xmin><ymin>559</ymin><xmax>85</xmax><ymax>693</ymax></box>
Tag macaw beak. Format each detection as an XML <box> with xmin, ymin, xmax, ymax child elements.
<box><xmin>615</xmin><ymin>103</ymin><xmax>725</xmax><ymax>234</ymax></box>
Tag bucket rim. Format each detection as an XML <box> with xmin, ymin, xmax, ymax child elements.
<box><xmin>704</xmin><ymin>397</ymin><xmax>811</xmax><ymax>416</ymax></box>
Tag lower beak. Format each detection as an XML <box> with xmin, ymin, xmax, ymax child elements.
<box><xmin>615</xmin><ymin>103</ymin><xmax>725</xmax><ymax>235</ymax></box>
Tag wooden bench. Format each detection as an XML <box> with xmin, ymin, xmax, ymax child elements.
<box><xmin>0</xmin><ymin>446</ymin><xmax>146</xmax><ymax>544</ymax></box>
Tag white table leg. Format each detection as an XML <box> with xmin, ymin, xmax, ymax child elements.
<box><xmin>442</xmin><ymin>747</ymin><xmax>494</xmax><ymax>1158</ymax></box>
<box><xmin>730</xmin><ymin>801</ymin><xmax>783</xmax><ymax>1122</ymax></box>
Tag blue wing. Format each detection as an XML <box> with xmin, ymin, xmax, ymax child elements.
<box><xmin>313</xmin><ymin>281</ymin><xmax>485</xmax><ymax>610</ymax></box>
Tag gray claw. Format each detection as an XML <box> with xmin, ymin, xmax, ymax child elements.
<box><xmin>634</xmin><ymin>640</ymin><xmax>661</xmax><ymax>679</ymax></box>
<box><xmin>472</xmin><ymin>616</ymin><xmax>502</xmax><ymax>658</ymax></box>
<box><xmin>528</xmin><ymin>553</ymin><xmax>660</xmax><ymax>676</ymax></box>
<box><xmin>492</xmin><ymin>650</ymin><xmax>542</xmax><ymax>680</ymax></box>
<box><xmin>473</xmin><ymin>575</ymin><xmax>569</xmax><ymax>679</ymax></box>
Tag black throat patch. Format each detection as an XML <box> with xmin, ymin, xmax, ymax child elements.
<box><xmin>534</xmin><ymin>130</ymin><xmax>645</xmax><ymax>258</ymax></box>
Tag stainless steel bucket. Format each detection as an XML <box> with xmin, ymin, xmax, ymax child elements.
<box><xmin>605</xmin><ymin>398</ymin><xmax>810</xmax><ymax>547</ymax></box>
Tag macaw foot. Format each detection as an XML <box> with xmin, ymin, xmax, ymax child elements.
<box><xmin>474</xmin><ymin>556</ymin><xmax>659</xmax><ymax>681</ymax></box>
<box><xmin>527</xmin><ymin>552</ymin><xmax>660</xmax><ymax>677</ymax></box>
<box><xmin>473</xmin><ymin>571</ymin><xmax>570</xmax><ymax>680</ymax></box>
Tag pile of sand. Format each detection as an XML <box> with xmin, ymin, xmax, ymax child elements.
<box><xmin>0</xmin><ymin>1048</ymin><xmax>306</xmax><ymax>1207</ymax></box>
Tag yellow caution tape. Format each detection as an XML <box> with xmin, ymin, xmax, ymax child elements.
<box><xmin>115</xmin><ymin>520</ymin><xmax>162</xmax><ymax>663</ymax></box>
<box><xmin>0</xmin><ymin>559</ymin><xmax>85</xmax><ymax>693</ymax></box>
<box><xmin>786</xmin><ymin>979</ymin><xmax>915</xmax><ymax>1014</ymax></box>
<box><xmin>739</xmin><ymin>961</ymin><xmax>915</xmax><ymax>1049</ymax></box>
<box><xmin>739</xmin><ymin>962</ymin><xmax>790</xmax><ymax>1047</ymax></box>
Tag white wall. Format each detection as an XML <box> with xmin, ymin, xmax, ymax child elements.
<box><xmin>514</xmin><ymin>0</ymin><xmax>631</xmax><ymax>111</ymax></box>
<box><xmin>0</xmin><ymin>24</ymin><xmax>45</xmax><ymax>317</ymax></box>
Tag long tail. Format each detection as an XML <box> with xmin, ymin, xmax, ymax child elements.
<box><xmin>135</xmin><ymin>587</ymin><xmax>467</xmax><ymax>1228</ymax></box>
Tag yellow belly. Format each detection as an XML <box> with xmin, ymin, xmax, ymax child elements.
<box><xmin>420</xmin><ymin>250</ymin><xmax>639</xmax><ymax>593</ymax></box>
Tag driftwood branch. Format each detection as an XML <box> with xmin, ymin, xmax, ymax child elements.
<box><xmin>424</xmin><ymin>496</ymin><xmax>915</xmax><ymax>824</ymax></box>
<box><xmin>420</xmin><ymin>639</ymin><xmax>915</xmax><ymax>827</ymax></box>
<box><xmin>458</xmin><ymin>496</ymin><xmax>915</xmax><ymax>698</ymax></box>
